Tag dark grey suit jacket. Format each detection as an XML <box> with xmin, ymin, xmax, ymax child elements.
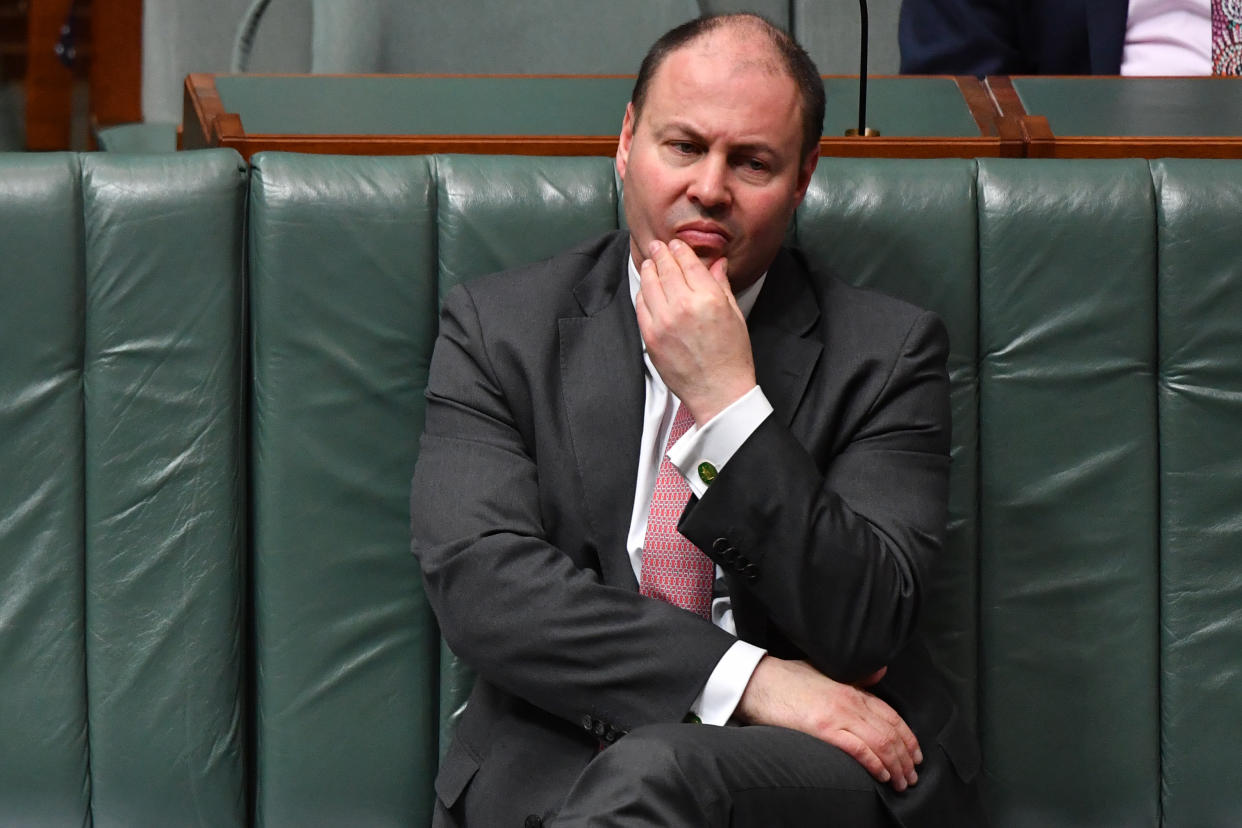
<box><xmin>410</xmin><ymin>231</ymin><xmax>981</xmax><ymax>826</ymax></box>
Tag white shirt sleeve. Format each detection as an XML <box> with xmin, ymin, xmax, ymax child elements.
<box><xmin>666</xmin><ymin>386</ymin><xmax>773</xmax><ymax>724</ymax></box>
<box><xmin>688</xmin><ymin>638</ymin><xmax>767</xmax><ymax>725</ymax></box>
<box><xmin>667</xmin><ymin>385</ymin><xmax>774</xmax><ymax>498</ymax></box>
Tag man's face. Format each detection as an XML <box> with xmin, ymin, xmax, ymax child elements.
<box><xmin>615</xmin><ymin>34</ymin><xmax>819</xmax><ymax>293</ymax></box>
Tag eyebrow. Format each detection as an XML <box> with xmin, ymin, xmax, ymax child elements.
<box><xmin>654</xmin><ymin>120</ymin><xmax>780</xmax><ymax>158</ymax></box>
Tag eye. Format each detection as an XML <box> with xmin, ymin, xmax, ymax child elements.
<box><xmin>669</xmin><ymin>141</ymin><xmax>698</xmax><ymax>155</ymax></box>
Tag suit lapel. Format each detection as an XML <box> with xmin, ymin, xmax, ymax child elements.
<box><xmin>559</xmin><ymin>234</ymin><xmax>644</xmax><ymax>590</ymax></box>
<box><xmin>748</xmin><ymin>249</ymin><xmax>823</xmax><ymax>428</ymax></box>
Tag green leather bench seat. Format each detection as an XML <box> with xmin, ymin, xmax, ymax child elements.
<box><xmin>245</xmin><ymin>153</ymin><xmax>1242</xmax><ymax>827</ymax></box>
<box><xmin>0</xmin><ymin>150</ymin><xmax>247</xmax><ymax>826</ymax></box>
<box><xmin>3</xmin><ymin>150</ymin><xmax>1242</xmax><ymax>826</ymax></box>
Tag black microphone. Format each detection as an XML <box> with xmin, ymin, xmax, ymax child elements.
<box><xmin>847</xmin><ymin>0</ymin><xmax>879</xmax><ymax>137</ymax></box>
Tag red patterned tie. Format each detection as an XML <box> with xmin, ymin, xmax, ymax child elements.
<box><xmin>1214</xmin><ymin>0</ymin><xmax>1242</xmax><ymax>75</ymax></box>
<box><xmin>640</xmin><ymin>403</ymin><xmax>714</xmax><ymax>618</ymax></box>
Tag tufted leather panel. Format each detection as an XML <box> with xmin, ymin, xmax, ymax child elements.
<box><xmin>0</xmin><ymin>153</ymin><xmax>92</xmax><ymax>826</ymax></box>
<box><xmin>435</xmin><ymin>154</ymin><xmax>620</xmax><ymax>302</ymax></box>
<box><xmin>1153</xmin><ymin>159</ymin><xmax>1242</xmax><ymax>828</ymax></box>
<box><xmin>977</xmin><ymin>159</ymin><xmax>1160</xmax><ymax>826</ymax></box>
<box><xmin>0</xmin><ymin>149</ymin><xmax>248</xmax><ymax>827</ymax></box>
<box><xmin>81</xmin><ymin>152</ymin><xmax>249</xmax><ymax>827</ymax></box>
<box><xmin>796</xmin><ymin>158</ymin><xmax>982</xmax><ymax>724</ymax></box>
<box><xmin>248</xmin><ymin>153</ymin><xmax>442</xmax><ymax>827</ymax></box>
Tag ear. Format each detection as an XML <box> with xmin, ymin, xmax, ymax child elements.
<box><xmin>792</xmin><ymin>145</ymin><xmax>820</xmax><ymax>206</ymax></box>
<box><xmin>616</xmin><ymin>103</ymin><xmax>636</xmax><ymax>180</ymax></box>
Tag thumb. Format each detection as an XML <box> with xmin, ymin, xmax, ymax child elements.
<box><xmin>709</xmin><ymin>257</ymin><xmax>730</xmax><ymax>289</ymax></box>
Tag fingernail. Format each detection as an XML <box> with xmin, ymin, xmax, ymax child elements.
<box><xmin>879</xmin><ymin>770</ymin><xmax>890</xmax><ymax>783</ymax></box>
<box><xmin>914</xmin><ymin>749</ymin><xmax>923</xmax><ymax>764</ymax></box>
<box><xmin>648</xmin><ymin>240</ymin><xmax>661</xmax><ymax>256</ymax></box>
<box><xmin>907</xmin><ymin>771</ymin><xmax>918</xmax><ymax>786</ymax></box>
<box><xmin>668</xmin><ymin>238</ymin><xmax>684</xmax><ymax>251</ymax></box>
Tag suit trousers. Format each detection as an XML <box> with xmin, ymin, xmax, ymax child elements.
<box><xmin>549</xmin><ymin>723</ymin><xmax>896</xmax><ymax>828</ymax></box>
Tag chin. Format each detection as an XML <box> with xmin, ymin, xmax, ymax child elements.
<box><xmin>694</xmin><ymin>250</ymin><xmax>720</xmax><ymax>268</ymax></box>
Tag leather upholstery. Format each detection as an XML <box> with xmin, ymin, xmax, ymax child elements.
<box><xmin>1152</xmin><ymin>159</ymin><xmax>1242</xmax><ymax>828</ymax></box>
<box><xmin>976</xmin><ymin>159</ymin><xmax>1161</xmax><ymax>826</ymax></box>
<box><xmin>0</xmin><ymin>150</ymin><xmax>247</xmax><ymax>826</ymax></box>
<box><xmin>248</xmin><ymin>153</ymin><xmax>442</xmax><ymax>827</ymax></box>
<box><xmin>4</xmin><ymin>150</ymin><xmax>1242</xmax><ymax>826</ymax></box>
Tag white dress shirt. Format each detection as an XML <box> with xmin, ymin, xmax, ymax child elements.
<box><xmin>624</xmin><ymin>255</ymin><xmax>770</xmax><ymax>725</ymax></box>
<box><xmin>1122</xmin><ymin>0</ymin><xmax>1211</xmax><ymax>75</ymax></box>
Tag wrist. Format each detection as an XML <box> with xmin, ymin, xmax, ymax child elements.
<box><xmin>683</xmin><ymin>379</ymin><xmax>757</xmax><ymax>425</ymax></box>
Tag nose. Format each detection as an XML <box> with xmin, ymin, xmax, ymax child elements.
<box><xmin>687</xmin><ymin>154</ymin><xmax>730</xmax><ymax>211</ymax></box>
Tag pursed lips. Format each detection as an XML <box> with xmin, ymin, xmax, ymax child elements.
<box><xmin>674</xmin><ymin>222</ymin><xmax>731</xmax><ymax>249</ymax></box>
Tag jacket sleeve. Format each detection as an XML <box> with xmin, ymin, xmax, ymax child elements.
<box><xmin>410</xmin><ymin>284</ymin><xmax>737</xmax><ymax>737</ymax></box>
<box><xmin>898</xmin><ymin>0</ymin><xmax>1024</xmax><ymax>76</ymax></box>
<box><xmin>677</xmin><ymin>310</ymin><xmax>951</xmax><ymax>683</ymax></box>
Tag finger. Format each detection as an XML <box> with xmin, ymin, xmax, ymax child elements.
<box><xmin>854</xmin><ymin>714</ymin><xmax>914</xmax><ymax>791</ymax></box>
<box><xmin>634</xmin><ymin>286</ymin><xmax>655</xmax><ymax>336</ymax></box>
<box><xmin>828</xmin><ymin>729</ymin><xmax>892</xmax><ymax>786</ymax></box>
<box><xmin>708</xmin><ymin>256</ymin><xmax>730</xmax><ymax>290</ymax></box>
<box><xmin>667</xmin><ymin>238</ymin><xmax>712</xmax><ymax>291</ymax></box>
<box><xmin>647</xmin><ymin>240</ymin><xmax>690</xmax><ymax>297</ymax></box>
<box><xmin>638</xmin><ymin>255</ymin><xmax>668</xmax><ymax>310</ymax></box>
<box><xmin>864</xmin><ymin>694</ymin><xmax>922</xmax><ymax>767</ymax></box>
<box><xmin>856</xmin><ymin>696</ymin><xmax>918</xmax><ymax>784</ymax></box>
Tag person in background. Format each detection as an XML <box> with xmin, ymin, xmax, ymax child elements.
<box><xmin>899</xmin><ymin>0</ymin><xmax>1240</xmax><ymax>76</ymax></box>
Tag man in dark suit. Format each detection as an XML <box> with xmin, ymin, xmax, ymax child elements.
<box><xmin>411</xmin><ymin>13</ymin><xmax>984</xmax><ymax>827</ymax></box>
<box><xmin>899</xmin><ymin>0</ymin><xmax>1131</xmax><ymax>75</ymax></box>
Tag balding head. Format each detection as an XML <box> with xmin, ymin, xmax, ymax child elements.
<box><xmin>630</xmin><ymin>14</ymin><xmax>825</xmax><ymax>161</ymax></box>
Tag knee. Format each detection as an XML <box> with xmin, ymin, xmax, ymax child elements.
<box><xmin>592</xmin><ymin>723</ymin><xmax>718</xmax><ymax>787</ymax></box>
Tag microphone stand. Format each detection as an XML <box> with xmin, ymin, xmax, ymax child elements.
<box><xmin>846</xmin><ymin>0</ymin><xmax>879</xmax><ymax>137</ymax></box>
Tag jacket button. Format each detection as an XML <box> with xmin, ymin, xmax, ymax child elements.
<box><xmin>745</xmin><ymin>564</ymin><xmax>760</xmax><ymax>583</ymax></box>
<box><xmin>581</xmin><ymin>714</ymin><xmax>594</xmax><ymax>731</ymax></box>
<box><xmin>594</xmin><ymin>720</ymin><xmax>607</xmax><ymax>737</ymax></box>
<box><xmin>525</xmin><ymin>815</ymin><xmax>543</xmax><ymax>828</ymax></box>
<box><xmin>712</xmin><ymin>537</ymin><xmax>730</xmax><ymax>553</ymax></box>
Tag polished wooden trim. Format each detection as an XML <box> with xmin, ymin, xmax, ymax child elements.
<box><xmin>87</xmin><ymin>0</ymin><xmax>141</xmax><ymax>129</ymax></box>
<box><xmin>984</xmin><ymin>76</ymin><xmax>1026</xmax><ymax>119</ymax></box>
<box><xmin>986</xmin><ymin>74</ymin><xmax>1242</xmax><ymax>158</ymax></box>
<box><xmin>180</xmin><ymin>73</ymin><xmax>226</xmax><ymax>150</ymax></box>
<box><xmin>181</xmin><ymin>73</ymin><xmax>1010</xmax><ymax>161</ymax></box>
<box><xmin>24</xmin><ymin>0</ymin><xmax>76</xmax><ymax>149</ymax></box>
<box><xmin>955</xmin><ymin>76</ymin><xmax>1024</xmax><ymax>157</ymax></box>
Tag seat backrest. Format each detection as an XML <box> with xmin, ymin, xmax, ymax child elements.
<box><xmin>245</xmin><ymin>152</ymin><xmax>1242</xmax><ymax>827</ymax></box>
<box><xmin>0</xmin><ymin>149</ymin><xmax>248</xmax><ymax>826</ymax></box>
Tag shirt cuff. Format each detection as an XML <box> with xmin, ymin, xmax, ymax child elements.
<box><xmin>667</xmin><ymin>386</ymin><xmax>773</xmax><ymax>498</ymax></box>
<box><xmin>689</xmin><ymin>639</ymin><xmax>767</xmax><ymax>726</ymax></box>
